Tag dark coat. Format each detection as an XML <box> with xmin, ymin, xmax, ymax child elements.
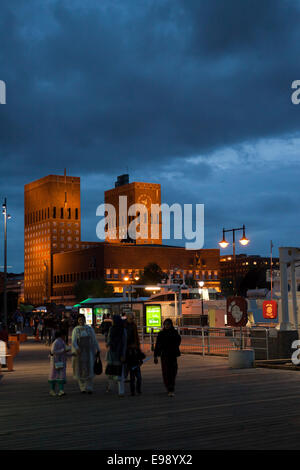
<box><xmin>154</xmin><ymin>328</ymin><xmax>181</xmax><ymax>359</ymax></box>
<box><xmin>101</xmin><ymin>318</ymin><xmax>112</xmax><ymax>336</ymax></box>
<box><xmin>126</xmin><ymin>322</ymin><xmax>140</xmax><ymax>349</ymax></box>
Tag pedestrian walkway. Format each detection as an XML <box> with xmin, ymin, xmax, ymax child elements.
<box><xmin>1</xmin><ymin>338</ymin><xmax>300</xmax><ymax>450</ymax></box>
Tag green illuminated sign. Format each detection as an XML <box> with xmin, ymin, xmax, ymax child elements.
<box><xmin>94</xmin><ymin>307</ymin><xmax>110</xmax><ymax>325</ymax></box>
<box><xmin>146</xmin><ymin>305</ymin><xmax>162</xmax><ymax>333</ymax></box>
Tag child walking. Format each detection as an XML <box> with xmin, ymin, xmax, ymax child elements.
<box><xmin>48</xmin><ymin>330</ymin><xmax>70</xmax><ymax>397</ymax></box>
<box><xmin>126</xmin><ymin>348</ymin><xmax>145</xmax><ymax>396</ymax></box>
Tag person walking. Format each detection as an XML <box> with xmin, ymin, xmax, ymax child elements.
<box><xmin>16</xmin><ymin>312</ymin><xmax>24</xmax><ymax>333</ymax></box>
<box><xmin>48</xmin><ymin>330</ymin><xmax>71</xmax><ymax>397</ymax></box>
<box><xmin>37</xmin><ymin>316</ymin><xmax>45</xmax><ymax>342</ymax></box>
<box><xmin>44</xmin><ymin>314</ymin><xmax>54</xmax><ymax>345</ymax></box>
<box><xmin>72</xmin><ymin>314</ymin><xmax>100</xmax><ymax>394</ymax></box>
<box><xmin>125</xmin><ymin>313</ymin><xmax>143</xmax><ymax>396</ymax></box>
<box><xmin>154</xmin><ymin>318</ymin><xmax>181</xmax><ymax>397</ymax></box>
<box><xmin>105</xmin><ymin>315</ymin><xmax>127</xmax><ymax>397</ymax></box>
<box><xmin>101</xmin><ymin>313</ymin><xmax>113</xmax><ymax>341</ymax></box>
<box><xmin>61</xmin><ymin>312</ymin><xmax>70</xmax><ymax>346</ymax></box>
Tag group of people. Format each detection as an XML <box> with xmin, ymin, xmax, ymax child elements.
<box><xmin>7</xmin><ymin>309</ymin><xmax>79</xmax><ymax>348</ymax></box>
<box><xmin>34</xmin><ymin>311</ymin><xmax>73</xmax><ymax>345</ymax></box>
<box><xmin>48</xmin><ymin>313</ymin><xmax>181</xmax><ymax>398</ymax></box>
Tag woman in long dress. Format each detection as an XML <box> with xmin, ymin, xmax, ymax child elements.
<box><xmin>72</xmin><ymin>314</ymin><xmax>100</xmax><ymax>394</ymax></box>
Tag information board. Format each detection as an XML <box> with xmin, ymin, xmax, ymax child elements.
<box><xmin>94</xmin><ymin>307</ymin><xmax>104</xmax><ymax>325</ymax></box>
<box><xmin>79</xmin><ymin>307</ymin><xmax>93</xmax><ymax>326</ymax></box>
<box><xmin>146</xmin><ymin>305</ymin><xmax>162</xmax><ymax>333</ymax></box>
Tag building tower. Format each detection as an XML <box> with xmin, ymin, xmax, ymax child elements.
<box><xmin>104</xmin><ymin>175</ymin><xmax>162</xmax><ymax>245</ymax></box>
<box><xmin>24</xmin><ymin>173</ymin><xmax>81</xmax><ymax>305</ymax></box>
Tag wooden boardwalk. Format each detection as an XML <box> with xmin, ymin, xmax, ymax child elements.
<box><xmin>1</xmin><ymin>337</ymin><xmax>300</xmax><ymax>450</ymax></box>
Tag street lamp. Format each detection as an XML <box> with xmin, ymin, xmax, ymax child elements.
<box><xmin>2</xmin><ymin>198</ymin><xmax>11</xmax><ymax>327</ymax></box>
<box><xmin>123</xmin><ymin>274</ymin><xmax>140</xmax><ymax>310</ymax></box>
<box><xmin>218</xmin><ymin>225</ymin><xmax>249</xmax><ymax>295</ymax></box>
<box><xmin>198</xmin><ymin>281</ymin><xmax>205</xmax><ymax>318</ymax></box>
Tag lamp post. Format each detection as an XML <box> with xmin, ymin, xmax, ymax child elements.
<box><xmin>2</xmin><ymin>198</ymin><xmax>11</xmax><ymax>327</ymax></box>
<box><xmin>198</xmin><ymin>281</ymin><xmax>204</xmax><ymax>317</ymax></box>
<box><xmin>123</xmin><ymin>274</ymin><xmax>140</xmax><ymax>311</ymax></box>
<box><xmin>219</xmin><ymin>225</ymin><xmax>249</xmax><ymax>295</ymax></box>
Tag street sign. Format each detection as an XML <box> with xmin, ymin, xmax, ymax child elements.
<box><xmin>263</xmin><ymin>300</ymin><xmax>277</xmax><ymax>319</ymax></box>
<box><xmin>226</xmin><ymin>296</ymin><xmax>248</xmax><ymax>327</ymax></box>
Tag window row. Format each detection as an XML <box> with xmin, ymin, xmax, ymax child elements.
<box><xmin>53</xmin><ymin>270</ymin><xmax>98</xmax><ymax>284</ymax></box>
<box><xmin>25</xmin><ymin>207</ymin><xmax>79</xmax><ymax>225</ymax></box>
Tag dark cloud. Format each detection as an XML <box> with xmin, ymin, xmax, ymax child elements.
<box><xmin>0</xmin><ymin>0</ymin><xmax>300</xmax><ymax>271</ymax></box>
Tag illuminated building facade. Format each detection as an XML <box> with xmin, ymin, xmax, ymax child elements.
<box><xmin>24</xmin><ymin>173</ymin><xmax>220</xmax><ymax>306</ymax></box>
<box><xmin>24</xmin><ymin>173</ymin><xmax>81</xmax><ymax>304</ymax></box>
<box><xmin>51</xmin><ymin>245</ymin><xmax>220</xmax><ymax>304</ymax></box>
<box><xmin>104</xmin><ymin>174</ymin><xmax>162</xmax><ymax>245</ymax></box>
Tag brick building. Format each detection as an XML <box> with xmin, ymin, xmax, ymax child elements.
<box><xmin>104</xmin><ymin>174</ymin><xmax>162</xmax><ymax>245</ymax></box>
<box><xmin>220</xmin><ymin>254</ymin><xmax>280</xmax><ymax>283</ymax></box>
<box><xmin>0</xmin><ymin>272</ymin><xmax>24</xmax><ymax>305</ymax></box>
<box><xmin>24</xmin><ymin>172</ymin><xmax>220</xmax><ymax>306</ymax></box>
<box><xmin>24</xmin><ymin>172</ymin><xmax>81</xmax><ymax>304</ymax></box>
<box><xmin>51</xmin><ymin>244</ymin><xmax>220</xmax><ymax>304</ymax></box>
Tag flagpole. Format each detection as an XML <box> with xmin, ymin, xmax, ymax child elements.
<box><xmin>270</xmin><ymin>240</ymin><xmax>273</xmax><ymax>301</ymax></box>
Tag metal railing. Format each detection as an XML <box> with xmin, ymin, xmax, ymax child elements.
<box><xmin>138</xmin><ymin>326</ymin><xmax>270</xmax><ymax>359</ymax></box>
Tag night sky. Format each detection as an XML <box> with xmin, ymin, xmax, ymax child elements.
<box><xmin>1</xmin><ymin>0</ymin><xmax>300</xmax><ymax>273</ymax></box>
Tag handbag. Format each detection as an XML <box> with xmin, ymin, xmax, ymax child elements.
<box><xmin>94</xmin><ymin>355</ymin><xmax>103</xmax><ymax>375</ymax></box>
<box><xmin>54</xmin><ymin>361</ymin><xmax>64</xmax><ymax>370</ymax></box>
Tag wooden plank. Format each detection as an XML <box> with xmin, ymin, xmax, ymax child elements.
<box><xmin>1</xmin><ymin>338</ymin><xmax>300</xmax><ymax>449</ymax></box>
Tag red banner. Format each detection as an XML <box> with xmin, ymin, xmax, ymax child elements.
<box><xmin>263</xmin><ymin>300</ymin><xmax>277</xmax><ymax>319</ymax></box>
<box><xmin>226</xmin><ymin>296</ymin><xmax>248</xmax><ymax>327</ymax></box>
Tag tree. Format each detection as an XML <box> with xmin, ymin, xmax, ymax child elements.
<box><xmin>74</xmin><ymin>279</ymin><xmax>114</xmax><ymax>303</ymax></box>
<box><xmin>133</xmin><ymin>263</ymin><xmax>164</xmax><ymax>297</ymax></box>
<box><xmin>138</xmin><ymin>263</ymin><xmax>164</xmax><ymax>285</ymax></box>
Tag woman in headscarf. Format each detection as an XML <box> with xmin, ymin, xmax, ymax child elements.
<box><xmin>154</xmin><ymin>318</ymin><xmax>181</xmax><ymax>397</ymax></box>
<box><xmin>72</xmin><ymin>314</ymin><xmax>100</xmax><ymax>394</ymax></box>
<box><xmin>105</xmin><ymin>314</ymin><xmax>127</xmax><ymax>397</ymax></box>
